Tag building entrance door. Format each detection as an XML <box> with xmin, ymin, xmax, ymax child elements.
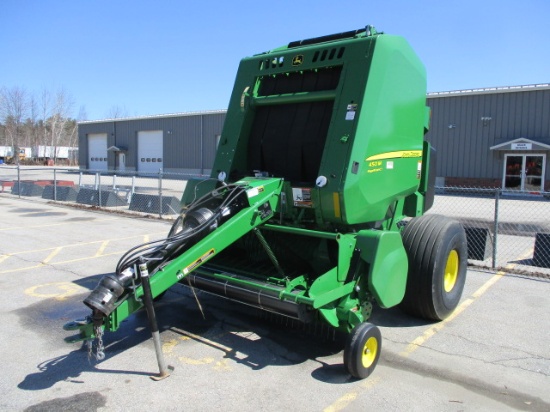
<box><xmin>117</xmin><ymin>152</ymin><xmax>126</xmax><ymax>172</ymax></box>
<box><xmin>503</xmin><ymin>154</ymin><xmax>545</xmax><ymax>192</ymax></box>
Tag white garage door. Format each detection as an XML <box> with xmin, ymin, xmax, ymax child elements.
<box><xmin>88</xmin><ymin>133</ymin><xmax>108</xmax><ymax>170</ymax></box>
<box><xmin>138</xmin><ymin>130</ymin><xmax>163</xmax><ymax>173</ymax></box>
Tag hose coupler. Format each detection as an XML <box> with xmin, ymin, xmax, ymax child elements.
<box><xmin>84</xmin><ymin>267</ymin><xmax>135</xmax><ymax>316</ymax></box>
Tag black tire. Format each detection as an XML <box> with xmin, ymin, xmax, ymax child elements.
<box><xmin>343</xmin><ymin>323</ymin><xmax>382</xmax><ymax>379</ymax></box>
<box><xmin>401</xmin><ymin>214</ymin><xmax>467</xmax><ymax>321</ymax></box>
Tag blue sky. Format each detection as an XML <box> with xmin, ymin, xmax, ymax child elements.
<box><xmin>2</xmin><ymin>0</ymin><xmax>549</xmax><ymax>120</ymax></box>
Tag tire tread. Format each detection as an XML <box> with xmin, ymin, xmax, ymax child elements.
<box><xmin>401</xmin><ymin>214</ymin><xmax>467</xmax><ymax>320</ymax></box>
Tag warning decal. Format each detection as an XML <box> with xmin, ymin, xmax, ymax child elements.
<box><xmin>292</xmin><ymin>188</ymin><xmax>313</xmax><ymax>208</ymax></box>
<box><xmin>183</xmin><ymin>249</ymin><xmax>215</xmax><ymax>275</ymax></box>
<box><xmin>346</xmin><ymin>103</ymin><xmax>358</xmax><ymax>121</ymax></box>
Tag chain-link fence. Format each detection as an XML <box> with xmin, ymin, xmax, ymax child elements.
<box><xmin>0</xmin><ymin>165</ymin><xmax>203</xmax><ymax>219</ymax></box>
<box><xmin>430</xmin><ymin>187</ymin><xmax>550</xmax><ymax>278</ymax></box>
<box><xmin>1</xmin><ymin>166</ymin><xmax>549</xmax><ymax>277</ymax></box>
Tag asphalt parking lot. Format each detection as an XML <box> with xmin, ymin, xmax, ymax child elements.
<box><xmin>1</xmin><ymin>195</ymin><xmax>549</xmax><ymax>411</ymax></box>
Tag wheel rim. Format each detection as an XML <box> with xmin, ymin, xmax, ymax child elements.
<box><xmin>361</xmin><ymin>336</ymin><xmax>378</xmax><ymax>368</ymax></box>
<box><xmin>444</xmin><ymin>250</ymin><xmax>459</xmax><ymax>292</ymax></box>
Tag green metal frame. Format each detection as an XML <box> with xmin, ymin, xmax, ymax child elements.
<box><xmin>66</xmin><ymin>177</ymin><xmax>284</xmax><ymax>341</ymax></box>
<box><xmin>66</xmin><ymin>27</ymin><xmax>431</xmax><ymax>343</ymax></box>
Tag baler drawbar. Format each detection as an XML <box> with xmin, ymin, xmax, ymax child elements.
<box><xmin>65</xmin><ymin>25</ymin><xmax>467</xmax><ymax>379</ymax></box>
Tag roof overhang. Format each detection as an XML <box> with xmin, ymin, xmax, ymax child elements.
<box><xmin>107</xmin><ymin>145</ymin><xmax>128</xmax><ymax>152</ymax></box>
<box><xmin>78</xmin><ymin>110</ymin><xmax>227</xmax><ymax>125</ymax></box>
<box><xmin>490</xmin><ymin>137</ymin><xmax>550</xmax><ymax>151</ymax></box>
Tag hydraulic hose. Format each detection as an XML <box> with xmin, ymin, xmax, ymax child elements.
<box><xmin>84</xmin><ymin>183</ymin><xmax>248</xmax><ymax>317</ymax></box>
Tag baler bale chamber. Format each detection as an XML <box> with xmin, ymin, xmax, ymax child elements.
<box><xmin>65</xmin><ymin>26</ymin><xmax>467</xmax><ymax>379</ymax></box>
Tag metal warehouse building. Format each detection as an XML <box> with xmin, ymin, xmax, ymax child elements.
<box><xmin>78</xmin><ymin>83</ymin><xmax>550</xmax><ymax>192</ymax></box>
<box><xmin>427</xmin><ymin>84</ymin><xmax>550</xmax><ymax>192</ymax></box>
<box><xmin>78</xmin><ymin>110</ymin><xmax>225</xmax><ymax>176</ymax></box>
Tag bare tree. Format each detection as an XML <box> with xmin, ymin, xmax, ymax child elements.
<box><xmin>38</xmin><ymin>88</ymin><xmax>52</xmax><ymax>148</ymax></box>
<box><xmin>23</xmin><ymin>95</ymin><xmax>39</xmax><ymax>147</ymax></box>
<box><xmin>34</xmin><ymin>87</ymin><xmax>75</xmax><ymax>161</ymax></box>
<box><xmin>105</xmin><ymin>105</ymin><xmax>128</xmax><ymax>119</ymax></box>
<box><xmin>0</xmin><ymin>92</ymin><xmax>5</xmax><ymax>145</ymax></box>
<box><xmin>0</xmin><ymin>123</ymin><xmax>5</xmax><ymax>146</ymax></box>
<box><xmin>0</xmin><ymin>86</ymin><xmax>29</xmax><ymax>163</ymax></box>
<box><xmin>77</xmin><ymin>105</ymin><xmax>88</xmax><ymax>122</ymax></box>
<box><xmin>0</xmin><ymin>86</ymin><xmax>79</xmax><ymax>164</ymax></box>
<box><xmin>64</xmin><ymin>118</ymin><xmax>78</xmax><ymax>165</ymax></box>
<box><xmin>50</xmin><ymin>88</ymin><xmax>74</xmax><ymax>161</ymax></box>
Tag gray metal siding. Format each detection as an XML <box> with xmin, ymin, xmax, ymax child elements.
<box><xmin>78</xmin><ymin>112</ymin><xmax>226</xmax><ymax>174</ymax></box>
<box><xmin>426</xmin><ymin>88</ymin><xmax>550</xmax><ymax>183</ymax></box>
<box><xmin>202</xmin><ymin>113</ymin><xmax>226</xmax><ymax>171</ymax></box>
<box><xmin>166</xmin><ymin>116</ymin><xmax>202</xmax><ymax>171</ymax></box>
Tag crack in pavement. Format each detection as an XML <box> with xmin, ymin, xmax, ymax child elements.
<box><xmin>381</xmin><ymin>349</ymin><xmax>550</xmax><ymax>412</ymax></box>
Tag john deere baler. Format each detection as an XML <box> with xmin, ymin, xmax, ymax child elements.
<box><xmin>65</xmin><ymin>26</ymin><xmax>467</xmax><ymax>379</ymax></box>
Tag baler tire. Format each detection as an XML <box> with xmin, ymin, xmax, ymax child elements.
<box><xmin>400</xmin><ymin>214</ymin><xmax>467</xmax><ymax>321</ymax></box>
<box><xmin>344</xmin><ymin>322</ymin><xmax>381</xmax><ymax>379</ymax></box>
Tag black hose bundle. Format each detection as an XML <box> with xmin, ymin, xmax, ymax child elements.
<box><xmin>115</xmin><ymin>182</ymin><xmax>248</xmax><ymax>276</ymax></box>
<box><xmin>85</xmin><ymin>181</ymin><xmax>249</xmax><ymax>317</ymax></box>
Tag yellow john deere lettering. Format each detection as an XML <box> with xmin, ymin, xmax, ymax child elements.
<box><xmin>366</xmin><ymin>150</ymin><xmax>422</xmax><ymax>162</ymax></box>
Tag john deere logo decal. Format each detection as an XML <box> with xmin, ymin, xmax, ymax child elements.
<box><xmin>292</xmin><ymin>55</ymin><xmax>304</xmax><ymax>66</ymax></box>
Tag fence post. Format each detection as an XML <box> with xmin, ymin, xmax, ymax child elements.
<box><xmin>53</xmin><ymin>167</ymin><xmax>57</xmax><ymax>201</ymax></box>
<box><xmin>98</xmin><ymin>173</ymin><xmax>102</xmax><ymax>207</ymax></box>
<box><xmin>158</xmin><ymin>168</ymin><xmax>163</xmax><ymax>218</ymax></box>
<box><xmin>129</xmin><ymin>175</ymin><xmax>135</xmax><ymax>204</ymax></box>
<box><xmin>17</xmin><ymin>164</ymin><xmax>21</xmax><ymax>199</ymax></box>
<box><xmin>492</xmin><ymin>188</ymin><xmax>500</xmax><ymax>269</ymax></box>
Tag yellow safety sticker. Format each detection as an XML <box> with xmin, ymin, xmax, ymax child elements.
<box><xmin>183</xmin><ymin>249</ymin><xmax>215</xmax><ymax>275</ymax></box>
<box><xmin>366</xmin><ymin>150</ymin><xmax>422</xmax><ymax>161</ymax></box>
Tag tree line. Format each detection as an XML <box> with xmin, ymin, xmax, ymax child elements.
<box><xmin>0</xmin><ymin>86</ymin><xmax>84</xmax><ymax>163</ymax></box>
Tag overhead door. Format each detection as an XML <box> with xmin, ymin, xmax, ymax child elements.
<box><xmin>88</xmin><ymin>133</ymin><xmax>108</xmax><ymax>170</ymax></box>
<box><xmin>138</xmin><ymin>130</ymin><xmax>163</xmax><ymax>173</ymax></box>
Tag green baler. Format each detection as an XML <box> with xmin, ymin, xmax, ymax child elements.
<box><xmin>65</xmin><ymin>26</ymin><xmax>467</xmax><ymax>379</ymax></box>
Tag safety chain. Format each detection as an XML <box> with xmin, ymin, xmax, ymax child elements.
<box><xmin>86</xmin><ymin>325</ymin><xmax>106</xmax><ymax>362</ymax></box>
<box><xmin>94</xmin><ymin>325</ymin><xmax>105</xmax><ymax>361</ymax></box>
